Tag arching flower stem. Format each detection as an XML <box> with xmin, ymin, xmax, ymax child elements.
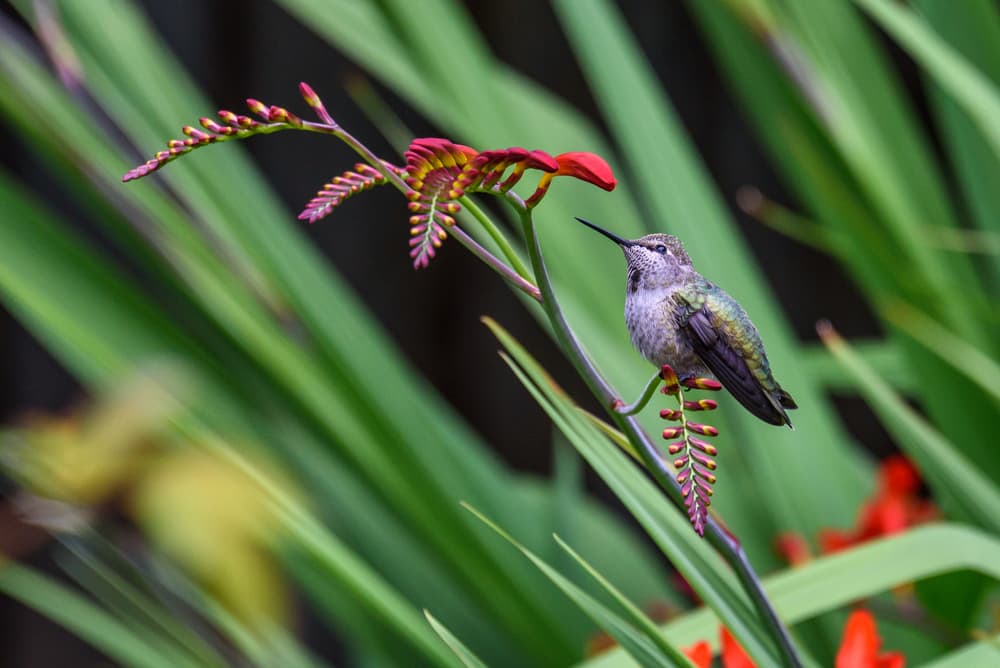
<box><xmin>458</xmin><ymin>196</ymin><xmax>533</xmax><ymax>281</ymax></box>
<box><xmin>511</xmin><ymin>196</ymin><xmax>802</xmax><ymax>668</ymax></box>
<box><xmin>448</xmin><ymin>225</ymin><xmax>540</xmax><ymax>301</ymax></box>
<box><xmin>613</xmin><ymin>371</ymin><xmax>665</xmax><ymax>416</ymax></box>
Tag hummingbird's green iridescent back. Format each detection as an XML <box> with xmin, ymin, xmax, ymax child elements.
<box><xmin>672</xmin><ymin>279</ymin><xmax>795</xmax><ymax>426</ymax></box>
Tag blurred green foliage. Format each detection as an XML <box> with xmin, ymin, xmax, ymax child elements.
<box><xmin>0</xmin><ymin>0</ymin><xmax>998</xmax><ymax>666</ymax></box>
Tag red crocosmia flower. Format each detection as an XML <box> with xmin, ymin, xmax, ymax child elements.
<box><xmin>880</xmin><ymin>454</ymin><xmax>921</xmax><ymax>495</ymax></box>
<box><xmin>553</xmin><ymin>152</ymin><xmax>617</xmax><ymax>191</ymax></box>
<box><xmin>525</xmin><ymin>151</ymin><xmax>616</xmax><ymax>207</ymax></box>
<box><xmin>819</xmin><ymin>455</ymin><xmax>938</xmax><ymax>554</ymax></box>
<box><xmin>684</xmin><ymin>640</ymin><xmax>712</xmax><ymax>668</ymax></box>
<box><xmin>774</xmin><ymin>531</ymin><xmax>812</xmax><ymax>566</ymax></box>
<box><xmin>835</xmin><ymin>610</ymin><xmax>905</xmax><ymax>668</ymax></box>
<box><xmin>720</xmin><ymin>627</ymin><xmax>755</xmax><ymax>668</ymax></box>
<box><xmin>684</xmin><ymin>627</ymin><xmax>755</xmax><ymax>667</ymax></box>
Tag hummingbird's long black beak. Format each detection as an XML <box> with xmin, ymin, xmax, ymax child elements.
<box><xmin>575</xmin><ymin>217</ymin><xmax>633</xmax><ymax>247</ymax></box>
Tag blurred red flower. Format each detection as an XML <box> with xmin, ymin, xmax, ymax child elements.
<box><xmin>819</xmin><ymin>455</ymin><xmax>938</xmax><ymax>554</ymax></box>
<box><xmin>835</xmin><ymin>609</ymin><xmax>905</xmax><ymax>668</ymax></box>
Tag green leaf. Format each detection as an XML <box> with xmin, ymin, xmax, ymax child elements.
<box><xmin>924</xmin><ymin>633</ymin><xmax>1000</xmax><ymax>668</ymax></box>
<box><xmin>854</xmin><ymin>0</ymin><xmax>1000</xmax><ymax>160</ymax></box>
<box><xmin>425</xmin><ymin>611</ymin><xmax>493</xmax><ymax>668</ymax></box>
<box><xmin>581</xmin><ymin>523</ymin><xmax>1000</xmax><ymax>666</ymax></box>
<box><xmin>0</xmin><ymin>562</ymin><xmax>182</xmax><ymax>668</ymax></box>
<box><xmin>883</xmin><ymin>302</ymin><xmax>1000</xmax><ymax>405</ymax></box>
<box><xmin>553</xmin><ymin>535</ymin><xmax>696</xmax><ymax>667</ymax></box>
<box><xmin>464</xmin><ymin>504</ymin><xmax>688</xmax><ymax>668</ymax></box>
<box><xmin>916</xmin><ymin>0</ymin><xmax>1000</xmax><ymax>244</ymax></box>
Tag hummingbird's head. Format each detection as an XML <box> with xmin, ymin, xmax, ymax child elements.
<box><xmin>576</xmin><ymin>218</ymin><xmax>693</xmax><ymax>289</ymax></box>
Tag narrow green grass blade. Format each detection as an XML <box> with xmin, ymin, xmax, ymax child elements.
<box><xmin>552</xmin><ymin>536</ymin><xmax>696</xmax><ymax>667</ymax></box>
<box><xmin>855</xmin><ymin>0</ymin><xmax>1000</xmax><ymax>160</ymax></box>
<box><xmin>465</xmin><ymin>505</ymin><xmax>686</xmax><ymax>668</ymax></box>
<box><xmin>425</xmin><ymin>611</ymin><xmax>493</xmax><ymax>668</ymax></box>
<box><xmin>484</xmin><ymin>317</ymin><xmax>786</xmax><ymax>667</ymax></box>
<box><xmin>798</xmin><ymin>340</ymin><xmax>913</xmax><ymax>392</ymax></box>
<box><xmin>884</xmin><ymin>303</ymin><xmax>1000</xmax><ymax>404</ymax></box>
<box><xmin>58</xmin><ymin>538</ymin><xmax>226</xmax><ymax>668</ymax></box>
<box><xmin>916</xmin><ymin>0</ymin><xmax>1000</xmax><ymax>242</ymax></box>
<box><xmin>581</xmin><ymin>523</ymin><xmax>1000</xmax><ymax>666</ymax></box>
<box><xmin>820</xmin><ymin>325</ymin><xmax>1000</xmax><ymax>533</ymax></box>
<box><xmin>923</xmin><ymin>634</ymin><xmax>1000</xmax><ymax>668</ymax></box>
<box><xmin>0</xmin><ymin>562</ymin><xmax>181</xmax><ymax>668</ymax></box>
<box><xmin>0</xmin><ymin>171</ymin><xmax>202</xmax><ymax>384</ymax></box>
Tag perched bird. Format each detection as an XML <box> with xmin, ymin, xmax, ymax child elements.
<box><xmin>577</xmin><ymin>217</ymin><xmax>797</xmax><ymax>428</ymax></box>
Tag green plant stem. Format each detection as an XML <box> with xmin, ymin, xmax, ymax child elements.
<box><xmin>299</xmin><ymin>121</ymin><xmax>411</xmax><ymax>193</ymax></box>
<box><xmin>614</xmin><ymin>370</ymin><xmax>663</xmax><ymax>415</ymax></box>
<box><xmin>459</xmin><ymin>196</ymin><xmax>534</xmax><ymax>280</ymax></box>
<box><xmin>449</xmin><ymin>224</ymin><xmax>541</xmax><ymax>301</ymax></box>
<box><xmin>511</xmin><ymin>197</ymin><xmax>802</xmax><ymax>668</ymax></box>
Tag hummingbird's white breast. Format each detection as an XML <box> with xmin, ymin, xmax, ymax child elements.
<box><xmin>624</xmin><ymin>284</ymin><xmax>710</xmax><ymax>377</ymax></box>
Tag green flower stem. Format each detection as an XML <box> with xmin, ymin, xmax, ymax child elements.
<box><xmin>615</xmin><ymin>370</ymin><xmax>664</xmax><ymax>416</ymax></box>
<box><xmin>511</xmin><ymin>197</ymin><xmax>802</xmax><ymax>668</ymax></box>
<box><xmin>299</xmin><ymin>121</ymin><xmax>411</xmax><ymax>194</ymax></box>
<box><xmin>449</xmin><ymin>225</ymin><xmax>541</xmax><ymax>301</ymax></box>
<box><xmin>459</xmin><ymin>196</ymin><xmax>534</xmax><ymax>281</ymax></box>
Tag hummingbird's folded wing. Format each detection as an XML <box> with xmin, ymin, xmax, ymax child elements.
<box><xmin>681</xmin><ymin>305</ymin><xmax>790</xmax><ymax>427</ymax></box>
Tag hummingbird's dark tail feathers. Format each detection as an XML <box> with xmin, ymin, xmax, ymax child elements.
<box><xmin>777</xmin><ymin>388</ymin><xmax>798</xmax><ymax>410</ymax></box>
<box><xmin>681</xmin><ymin>305</ymin><xmax>797</xmax><ymax>429</ymax></box>
<box><xmin>775</xmin><ymin>388</ymin><xmax>797</xmax><ymax>430</ymax></box>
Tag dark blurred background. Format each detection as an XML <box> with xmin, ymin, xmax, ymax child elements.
<box><xmin>1</xmin><ymin>1</ymin><xmax>905</xmax><ymax>664</ymax></box>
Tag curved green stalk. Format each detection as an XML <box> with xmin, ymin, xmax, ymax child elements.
<box><xmin>615</xmin><ymin>371</ymin><xmax>664</xmax><ymax>416</ymax></box>
<box><xmin>449</xmin><ymin>224</ymin><xmax>540</xmax><ymax>301</ymax></box>
<box><xmin>459</xmin><ymin>196</ymin><xmax>533</xmax><ymax>281</ymax></box>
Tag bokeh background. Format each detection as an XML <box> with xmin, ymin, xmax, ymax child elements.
<box><xmin>2</xmin><ymin>1</ymin><xmax>997</xmax><ymax>666</ymax></box>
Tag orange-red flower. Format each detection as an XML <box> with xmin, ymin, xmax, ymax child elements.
<box><xmin>774</xmin><ymin>531</ymin><xmax>813</xmax><ymax>566</ymax></box>
<box><xmin>524</xmin><ymin>151</ymin><xmax>616</xmax><ymax>207</ymax></box>
<box><xmin>683</xmin><ymin>626</ymin><xmax>753</xmax><ymax>667</ymax></box>
<box><xmin>552</xmin><ymin>152</ymin><xmax>617</xmax><ymax>190</ymax></box>
<box><xmin>397</xmin><ymin>139</ymin><xmax>615</xmax><ymax>267</ymax></box>
<box><xmin>686</xmin><ymin>612</ymin><xmax>903</xmax><ymax>668</ymax></box>
<box><xmin>720</xmin><ymin>627</ymin><xmax>755</xmax><ymax>668</ymax></box>
<box><xmin>775</xmin><ymin>455</ymin><xmax>937</xmax><ymax>565</ymax></box>
<box><xmin>819</xmin><ymin>455</ymin><xmax>937</xmax><ymax>554</ymax></box>
<box><xmin>835</xmin><ymin>609</ymin><xmax>905</xmax><ymax>668</ymax></box>
<box><xmin>684</xmin><ymin>640</ymin><xmax>712</xmax><ymax>667</ymax></box>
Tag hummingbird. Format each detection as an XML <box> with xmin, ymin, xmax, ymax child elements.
<box><xmin>577</xmin><ymin>217</ymin><xmax>797</xmax><ymax>428</ymax></box>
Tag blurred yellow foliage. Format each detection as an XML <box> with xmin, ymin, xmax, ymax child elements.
<box><xmin>1</xmin><ymin>364</ymin><xmax>294</xmax><ymax>629</ymax></box>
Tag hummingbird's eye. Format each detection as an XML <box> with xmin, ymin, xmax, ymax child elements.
<box><xmin>655</xmin><ymin>244</ymin><xmax>667</xmax><ymax>254</ymax></box>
